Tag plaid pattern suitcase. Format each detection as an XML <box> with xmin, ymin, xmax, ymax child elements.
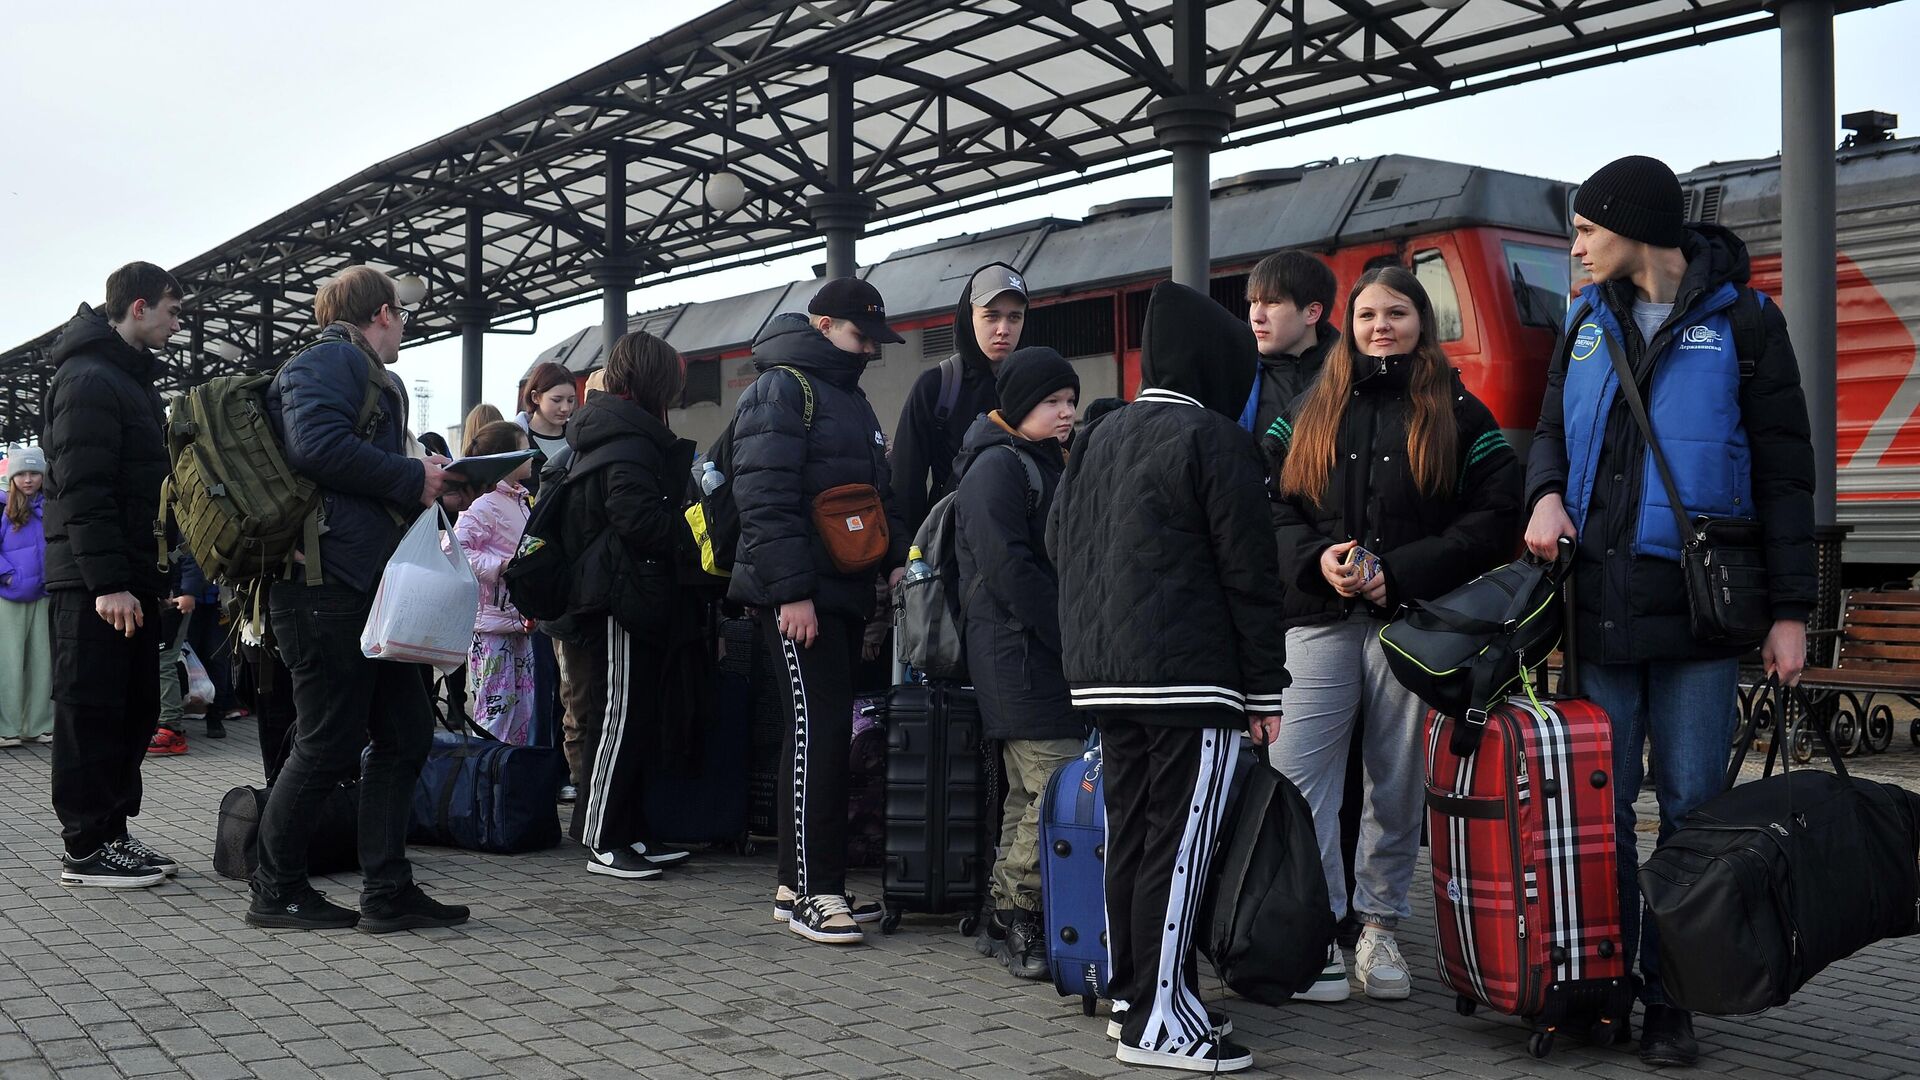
<box><xmin>1425</xmin><ymin>695</ymin><xmax>1634</xmax><ymax>1058</ymax></box>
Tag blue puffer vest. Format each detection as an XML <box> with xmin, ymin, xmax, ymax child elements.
<box><xmin>1561</xmin><ymin>280</ymin><xmax>1755</xmax><ymax>561</ymax></box>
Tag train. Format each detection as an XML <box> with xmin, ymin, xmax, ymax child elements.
<box><xmin>530</xmin><ymin>135</ymin><xmax>1920</xmax><ymax>575</ymax></box>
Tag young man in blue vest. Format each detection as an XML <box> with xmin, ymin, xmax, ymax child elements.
<box><xmin>1523</xmin><ymin>155</ymin><xmax>1816</xmax><ymax>1068</ymax></box>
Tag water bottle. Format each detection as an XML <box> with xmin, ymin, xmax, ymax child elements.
<box><xmin>902</xmin><ymin>544</ymin><xmax>934</xmax><ymax>585</ymax></box>
<box><xmin>697</xmin><ymin>459</ymin><xmax>725</xmax><ymax>495</ymax></box>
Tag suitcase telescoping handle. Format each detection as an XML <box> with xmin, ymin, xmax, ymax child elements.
<box><xmin>1556</xmin><ymin>535</ymin><xmax>1582</xmax><ymax>700</ymax></box>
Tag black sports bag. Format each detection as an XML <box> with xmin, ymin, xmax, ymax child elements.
<box><xmin>1639</xmin><ymin>679</ymin><xmax>1920</xmax><ymax>1015</ymax></box>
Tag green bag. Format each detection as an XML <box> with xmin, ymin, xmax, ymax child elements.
<box><xmin>156</xmin><ymin>347</ymin><xmax>388</xmax><ymax>597</ymax></box>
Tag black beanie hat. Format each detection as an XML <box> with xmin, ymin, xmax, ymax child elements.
<box><xmin>997</xmin><ymin>346</ymin><xmax>1080</xmax><ymax>428</ymax></box>
<box><xmin>1573</xmin><ymin>155</ymin><xmax>1685</xmax><ymax>248</ymax></box>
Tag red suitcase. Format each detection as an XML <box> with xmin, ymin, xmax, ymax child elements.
<box><xmin>1425</xmin><ymin>689</ymin><xmax>1635</xmax><ymax>1058</ymax></box>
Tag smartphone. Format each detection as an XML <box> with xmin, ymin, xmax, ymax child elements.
<box><xmin>1345</xmin><ymin>544</ymin><xmax>1382</xmax><ymax>585</ymax></box>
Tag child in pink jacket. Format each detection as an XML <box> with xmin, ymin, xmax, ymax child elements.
<box><xmin>454</xmin><ymin>422</ymin><xmax>537</xmax><ymax>744</ymax></box>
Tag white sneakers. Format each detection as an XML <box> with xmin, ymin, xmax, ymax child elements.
<box><xmin>1291</xmin><ymin>946</ymin><xmax>1353</xmax><ymax>1003</ymax></box>
<box><xmin>1353</xmin><ymin>926</ymin><xmax>1412</xmax><ymax>1000</ymax></box>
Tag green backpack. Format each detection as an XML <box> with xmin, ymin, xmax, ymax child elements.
<box><xmin>156</xmin><ymin>348</ymin><xmax>389</xmax><ymax>602</ymax></box>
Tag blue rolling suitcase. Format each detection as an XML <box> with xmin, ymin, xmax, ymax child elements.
<box><xmin>1040</xmin><ymin>743</ymin><xmax>1110</xmax><ymax>1014</ymax></box>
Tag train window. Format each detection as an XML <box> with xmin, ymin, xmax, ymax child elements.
<box><xmin>1411</xmin><ymin>250</ymin><xmax>1464</xmax><ymax>342</ymax></box>
<box><xmin>680</xmin><ymin>357</ymin><xmax>722</xmax><ymax>409</ymax></box>
<box><xmin>1503</xmin><ymin>241</ymin><xmax>1572</xmax><ymax>328</ymax></box>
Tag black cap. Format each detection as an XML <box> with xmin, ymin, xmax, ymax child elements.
<box><xmin>807</xmin><ymin>277</ymin><xmax>906</xmax><ymax>344</ymax></box>
<box><xmin>997</xmin><ymin>346</ymin><xmax>1080</xmax><ymax>428</ymax></box>
<box><xmin>1573</xmin><ymin>155</ymin><xmax>1685</xmax><ymax>248</ymax></box>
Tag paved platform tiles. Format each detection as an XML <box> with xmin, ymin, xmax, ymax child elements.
<box><xmin>3</xmin><ymin>711</ymin><xmax>1920</xmax><ymax>1080</ymax></box>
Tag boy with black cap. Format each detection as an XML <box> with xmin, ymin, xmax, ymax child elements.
<box><xmin>951</xmin><ymin>346</ymin><xmax>1085</xmax><ymax>980</ymax></box>
<box><xmin>891</xmin><ymin>262</ymin><xmax>1030</xmax><ymax>534</ymax></box>
<box><xmin>1050</xmin><ymin>282</ymin><xmax>1291</xmax><ymax>1073</ymax></box>
<box><xmin>729</xmin><ymin>277</ymin><xmax>909</xmax><ymax>946</ymax></box>
<box><xmin>1523</xmin><ymin>154</ymin><xmax>1815</xmax><ymax>1068</ymax></box>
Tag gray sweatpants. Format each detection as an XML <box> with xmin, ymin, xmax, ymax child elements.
<box><xmin>1267</xmin><ymin>614</ymin><xmax>1426</xmax><ymax>929</ymax></box>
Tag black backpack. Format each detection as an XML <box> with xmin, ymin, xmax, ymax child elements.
<box><xmin>503</xmin><ymin>443</ymin><xmax>645</xmax><ymax>623</ymax></box>
<box><xmin>1202</xmin><ymin>754</ymin><xmax>1337</xmax><ymax>1004</ymax></box>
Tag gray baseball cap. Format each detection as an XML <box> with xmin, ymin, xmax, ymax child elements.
<box><xmin>968</xmin><ymin>265</ymin><xmax>1029</xmax><ymax>307</ymax></box>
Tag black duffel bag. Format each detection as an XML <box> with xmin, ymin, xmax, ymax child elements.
<box><xmin>213</xmin><ymin>781</ymin><xmax>360</xmax><ymax>881</ymax></box>
<box><xmin>1201</xmin><ymin>753</ymin><xmax>1337</xmax><ymax>1004</ymax></box>
<box><xmin>1639</xmin><ymin>678</ymin><xmax>1920</xmax><ymax>1015</ymax></box>
<box><xmin>1380</xmin><ymin>540</ymin><xmax>1568</xmax><ymax>755</ymax></box>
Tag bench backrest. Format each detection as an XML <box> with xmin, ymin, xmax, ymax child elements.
<box><xmin>1834</xmin><ymin>591</ymin><xmax>1920</xmax><ymax>673</ymax></box>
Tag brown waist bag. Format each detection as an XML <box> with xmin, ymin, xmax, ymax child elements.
<box><xmin>811</xmin><ymin>483</ymin><xmax>889</xmax><ymax>574</ymax></box>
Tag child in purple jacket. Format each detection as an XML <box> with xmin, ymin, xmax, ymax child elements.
<box><xmin>0</xmin><ymin>448</ymin><xmax>53</xmax><ymax>746</ymax></box>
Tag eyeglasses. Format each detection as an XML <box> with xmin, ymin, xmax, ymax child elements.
<box><xmin>388</xmin><ymin>303</ymin><xmax>413</xmax><ymax>329</ymax></box>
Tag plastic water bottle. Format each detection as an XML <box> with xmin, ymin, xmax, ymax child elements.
<box><xmin>697</xmin><ymin>459</ymin><xmax>725</xmax><ymax>495</ymax></box>
<box><xmin>902</xmin><ymin>545</ymin><xmax>934</xmax><ymax>584</ymax></box>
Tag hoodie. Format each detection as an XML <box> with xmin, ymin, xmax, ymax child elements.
<box><xmin>889</xmin><ymin>261</ymin><xmax>1022</xmax><ymax>534</ymax></box>
<box><xmin>1048</xmin><ymin>282</ymin><xmax>1290</xmax><ymax>727</ymax></box>
<box><xmin>40</xmin><ymin>304</ymin><xmax>170</xmax><ymax>598</ymax></box>
<box><xmin>726</xmin><ymin>314</ymin><xmax>908</xmax><ymax>621</ymax></box>
<box><xmin>1525</xmin><ymin>223</ymin><xmax>1815</xmax><ymax>662</ymax></box>
<box><xmin>1251</xmin><ymin>320</ymin><xmax>1339</xmax><ymax>437</ymax></box>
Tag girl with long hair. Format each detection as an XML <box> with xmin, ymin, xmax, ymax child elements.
<box><xmin>1265</xmin><ymin>264</ymin><xmax>1522</xmax><ymax>1002</ymax></box>
<box><xmin>0</xmin><ymin>449</ymin><xmax>52</xmax><ymax>746</ymax></box>
<box><xmin>452</xmin><ymin>421</ymin><xmax>538</xmax><ymax>744</ymax></box>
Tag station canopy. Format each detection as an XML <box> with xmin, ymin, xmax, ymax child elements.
<box><xmin>1</xmin><ymin>0</ymin><xmax>1882</xmax><ymax>436</ymax></box>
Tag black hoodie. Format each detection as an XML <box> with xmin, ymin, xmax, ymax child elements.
<box><xmin>1525</xmin><ymin>223</ymin><xmax>1816</xmax><ymax>662</ymax></box>
<box><xmin>1048</xmin><ymin>282</ymin><xmax>1290</xmax><ymax>727</ymax></box>
<box><xmin>727</xmin><ymin>313</ymin><xmax>908</xmax><ymax>621</ymax></box>
<box><xmin>1254</xmin><ymin>320</ymin><xmax>1338</xmax><ymax>437</ymax></box>
<box><xmin>41</xmin><ymin>304</ymin><xmax>169</xmax><ymax>598</ymax></box>
<box><xmin>889</xmin><ymin>261</ymin><xmax>1021</xmax><ymax>534</ymax></box>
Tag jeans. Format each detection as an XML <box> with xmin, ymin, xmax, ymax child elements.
<box><xmin>254</xmin><ymin>581</ymin><xmax>433</xmax><ymax>904</ymax></box>
<box><xmin>1581</xmin><ymin>657</ymin><xmax>1740</xmax><ymax>1006</ymax></box>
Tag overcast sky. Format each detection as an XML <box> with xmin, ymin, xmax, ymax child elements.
<box><xmin>4</xmin><ymin>1</ymin><xmax>1916</xmax><ymax>436</ymax></box>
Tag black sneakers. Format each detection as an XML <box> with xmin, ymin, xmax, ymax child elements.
<box><xmin>1641</xmin><ymin>1003</ymin><xmax>1700</xmax><ymax>1068</ymax></box>
<box><xmin>974</xmin><ymin>906</ymin><xmax>1012</xmax><ymax>961</ymax></box>
<box><xmin>113</xmin><ymin>835</ymin><xmax>178</xmax><ymax>877</ymax></box>
<box><xmin>60</xmin><ymin>846</ymin><xmax>166</xmax><ymax>889</ymax></box>
<box><xmin>205</xmin><ymin>714</ymin><xmax>227</xmax><ymax>739</ymax></box>
<box><xmin>359</xmin><ymin>884</ymin><xmax>470</xmax><ymax>934</ymax></box>
<box><xmin>587</xmin><ymin>846</ymin><xmax>663</xmax><ymax>880</ymax></box>
<box><xmin>246</xmin><ymin>886</ymin><xmax>359</xmax><ymax>929</ymax></box>
<box><xmin>1004</xmin><ymin>910</ymin><xmax>1049</xmax><ymax>980</ymax></box>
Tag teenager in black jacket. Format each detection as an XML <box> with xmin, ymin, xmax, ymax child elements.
<box><xmin>559</xmin><ymin>331</ymin><xmax>698</xmax><ymax>881</ymax></box>
<box><xmin>729</xmin><ymin>279</ymin><xmax>908</xmax><ymax>946</ymax></box>
<box><xmin>1050</xmin><ymin>282</ymin><xmax>1289</xmax><ymax>1074</ymax></box>
<box><xmin>952</xmin><ymin>347</ymin><xmax>1083</xmax><ymax>980</ymax></box>
<box><xmin>1266</xmin><ymin>265</ymin><xmax>1521</xmax><ymax>1003</ymax></box>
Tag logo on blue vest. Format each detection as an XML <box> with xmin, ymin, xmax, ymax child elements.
<box><xmin>1679</xmin><ymin>324</ymin><xmax>1723</xmax><ymax>351</ymax></box>
<box><xmin>1569</xmin><ymin>323</ymin><xmax>1603</xmax><ymax>362</ymax></box>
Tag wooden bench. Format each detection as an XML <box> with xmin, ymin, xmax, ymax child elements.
<box><xmin>1765</xmin><ymin>590</ymin><xmax>1920</xmax><ymax>756</ymax></box>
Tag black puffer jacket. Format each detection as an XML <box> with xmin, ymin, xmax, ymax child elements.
<box><xmin>727</xmin><ymin>313</ymin><xmax>908</xmax><ymax>621</ymax></box>
<box><xmin>1253</xmin><ymin>321</ymin><xmax>1338</xmax><ymax>437</ymax></box>
<box><xmin>267</xmin><ymin>325</ymin><xmax>423</xmax><ymax>594</ymax></box>
<box><xmin>1049</xmin><ymin>282</ymin><xmax>1291</xmax><ymax>728</ymax></box>
<box><xmin>1267</xmin><ymin>356</ymin><xmax>1523</xmax><ymax>627</ymax></box>
<box><xmin>889</xmin><ymin>262</ymin><xmax>1015</xmax><ymax>533</ymax></box>
<box><xmin>1525</xmin><ymin>224</ymin><xmax>1816</xmax><ymax>662</ymax></box>
<box><xmin>954</xmin><ymin>413</ymin><xmax>1080</xmax><ymax>742</ymax></box>
<box><xmin>562</xmin><ymin>393</ymin><xmax>697</xmax><ymax>642</ymax></box>
<box><xmin>41</xmin><ymin>305</ymin><xmax>169</xmax><ymax>598</ymax></box>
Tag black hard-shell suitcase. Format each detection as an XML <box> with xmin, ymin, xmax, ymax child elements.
<box><xmin>643</xmin><ymin>613</ymin><xmax>752</xmax><ymax>849</ymax></box>
<box><xmin>732</xmin><ymin>616</ymin><xmax>788</xmax><ymax>838</ymax></box>
<box><xmin>880</xmin><ymin>682</ymin><xmax>992</xmax><ymax>933</ymax></box>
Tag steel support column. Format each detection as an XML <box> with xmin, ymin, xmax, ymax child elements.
<box><xmin>597</xmin><ymin>151</ymin><xmax>635</xmax><ymax>362</ymax></box>
<box><xmin>809</xmin><ymin>65</ymin><xmax>872</xmax><ymax>280</ymax></box>
<box><xmin>453</xmin><ymin>207</ymin><xmax>491</xmax><ymax>420</ymax></box>
<box><xmin>1779</xmin><ymin>0</ymin><xmax>1838</xmax><ymax>527</ymax></box>
<box><xmin>1150</xmin><ymin>1</ymin><xmax>1233</xmax><ymax>291</ymax></box>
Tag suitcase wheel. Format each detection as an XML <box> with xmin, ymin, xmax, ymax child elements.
<box><xmin>1454</xmin><ymin>995</ymin><xmax>1476</xmax><ymax>1017</ymax></box>
<box><xmin>880</xmin><ymin>909</ymin><xmax>901</xmax><ymax>935</ymax></box>
<box><xmin>957</xmin><ymin>912</ymin><xmax>979</xmax><ymax>936</ymax></box>
<box><xmin>1527</xmin><ymin>1030</ymin><xmax>1554</xmax><ymax>1059</ymax></box>
<box><xmin>1081</xmin><ymin>995</ymin><xmax>1096</xmax><ymax>1017</ymax></box>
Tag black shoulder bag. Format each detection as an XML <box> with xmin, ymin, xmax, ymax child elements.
<box><xmin>1602</xmin><ymin>326</ymin><xmax>1772</xmax><ymax>649</ymax></box>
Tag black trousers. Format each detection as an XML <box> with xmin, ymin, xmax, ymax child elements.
<box><xmin>1100</xmin><ymin>713</ymin><xmax>1242</xmax><ymax>1055</ymax></box>
<box><xmin>49</xmin><ymin>590</ymin><xmax>162</xmax><ymax>858</ymax></box>
<box><xmin>761</xmin><ymin>610</ymin><xmax>860</xmax><ymax>899</ymax></box>
<box><xmin>572</xmin><ymin>617</ymin><xmax>659</xmax><ymax>851</ymax></box>
<box><xmin>254</xmin><ymin>581</ymin><xmax>432</xmax><ymax>903</ymax></box>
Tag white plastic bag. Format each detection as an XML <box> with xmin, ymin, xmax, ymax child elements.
<box><xmin>361</xmin><ymin>505</ymin><xmax>479</xmax><ymax>671</ymax></box>
<box><xmin>180</xmin><ymin>644</ymin><xmax>215</xmax><ymax>714</ymax></box>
